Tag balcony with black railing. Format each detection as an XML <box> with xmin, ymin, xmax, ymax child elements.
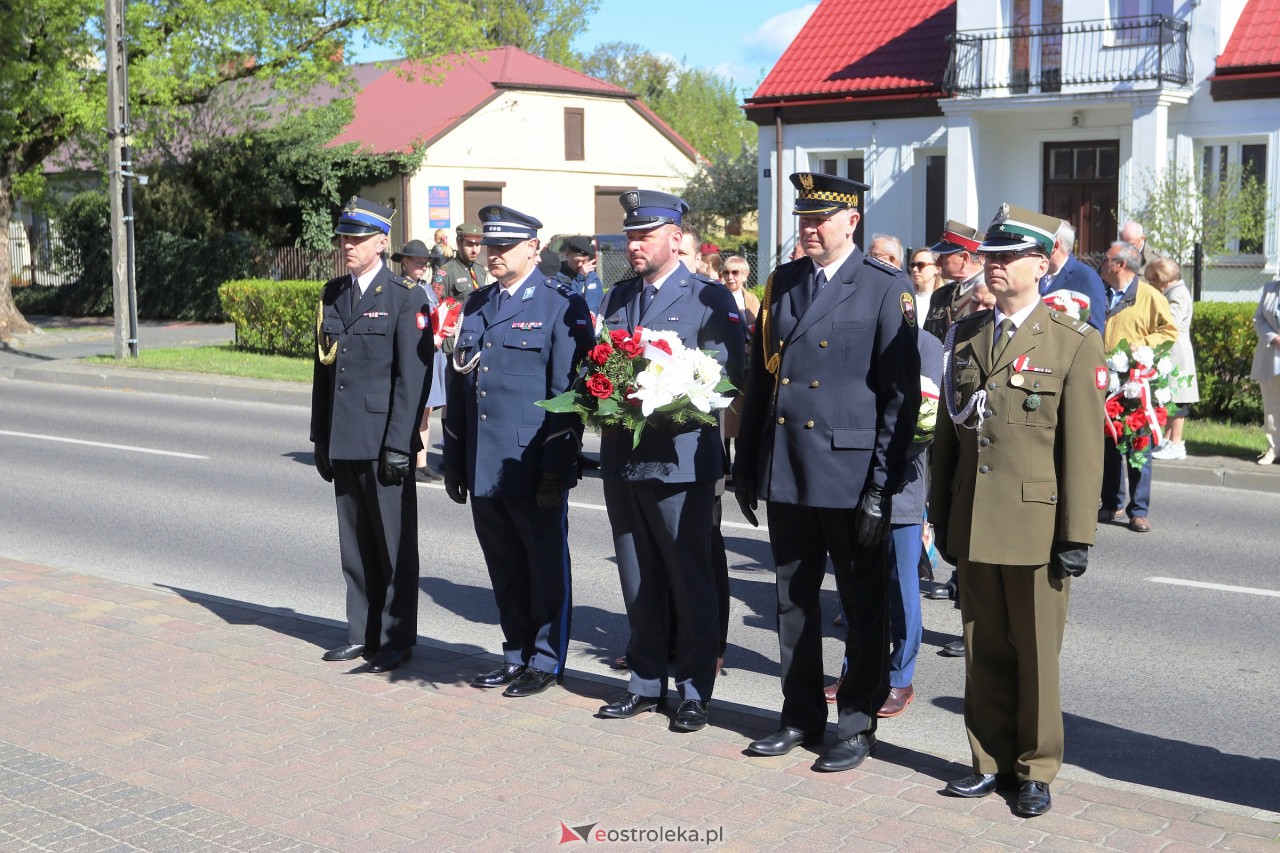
<box><xmin>944</xmin><ymin>16</ymin><xmax>1191</xmax><ymax>98</ymax></box>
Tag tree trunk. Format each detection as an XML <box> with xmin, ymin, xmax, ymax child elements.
<box><xmin>0</xmin><ymin>174</ymin><xmax>35</xmax><ymax>341</ymax></box>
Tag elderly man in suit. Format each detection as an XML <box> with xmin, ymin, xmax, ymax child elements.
<box><xmin>734</xmin><ymin>172</ymin><xmax>920</xmax><ymax>772</ymax></box>
<box><xmin>1040</xmin><ymin>219</ymin><xmax>1106</xmax><ymax>333</ymax></box>
<box><xmin>311</xmin><ymin>197</ymin><xmax>434</xmax><ymax>673</ymax></box>
<box><xmin>443</xmin><ymin>205</ymin><xmax>594</xmax><ymax>698</ymax></box>
<box><xmin>595</xmin><ymin>190</ymin><xmax>745</xmax><ymax>733</ymax></box>
<box><xmin>931</xmin><ymin>203</ymin><xmax>1106</xmax><ymax>817</ymax></box>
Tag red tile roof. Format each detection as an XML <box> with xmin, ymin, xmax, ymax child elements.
<box><xmin>746</xmin><ymin>0</ymin><xmax>955</xmax><ymax>107</ymax></box>
<box><xmin>331</xmin><ymin>46</ymin><xmax>697</xmax><ymax>159</ymax></box>
<box><xmin>1216</xmin><ymin>0</ymin><xmax>1280</xmax><ymax>70</ymax></box>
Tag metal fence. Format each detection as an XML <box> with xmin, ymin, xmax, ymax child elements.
<box><xmin>7</xmin><ymin>223</ymin><xmax>81</xmax><ymax>287</ymax></box>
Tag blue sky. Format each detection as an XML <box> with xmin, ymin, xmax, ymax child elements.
<box><xmin>570</xmin><ymin>2</ymin><xmax>817</xmax><ymax>94</ymax></box>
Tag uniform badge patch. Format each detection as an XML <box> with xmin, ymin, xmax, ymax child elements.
<box><xmin>900</xmin><ymin>292</ymin><xmax>917</xmax><ymax>327</ymax></box>
<box><xmin>1095</xmin><ymin>367</ymin><xmax>1109</xmax><ymax>390</ymax></box>
<box><xmin>727</xmin><ymin>312</ymin><xmax>740</xmax><ymax>324</ymax></box>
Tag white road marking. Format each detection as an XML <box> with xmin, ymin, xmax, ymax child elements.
<box><xmin>0</xmin><ymin>429</ymin><xmax>207</xmax><ymax>460</ymax></box>
<box><xmin>1147</xmin><ymin>577</ymin><xmax>1280</xmax><ymax>598</ymax></box>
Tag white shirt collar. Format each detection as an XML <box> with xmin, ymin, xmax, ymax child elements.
<box><xmin>354</xmin><ymin>260</ymin><xmax>383</xmax><ymax>293</ymax></box>
<box><xmin>501</xmin><ymin>268</ymin><xmax>536</xmax><ymax>298</ymax></box>
<box><xmin>815</xmin><ymin>245</ymin><xmax>856</xmax><ymax>282</ymax></box>
<box><xmin>993</xmin><ymin>301</ymin><xmax>1039</xmax><ymax>330</ymax></box>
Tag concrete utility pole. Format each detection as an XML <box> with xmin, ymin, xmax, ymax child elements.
<box><xmin>105</xmin><ymin>0</ymin><xmax>138</xmax><ymax>359</ymax></box>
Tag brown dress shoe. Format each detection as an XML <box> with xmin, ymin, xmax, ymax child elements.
<box><xmin>1129</xmin><ymin>516</ymin><xmax>1151</xmax><ymax>533</ymax></box>
<box><xmin>877</xmin><ymin>685</ymin><xmax>914</xmax><ymax>717</ymax></box>
<box><xmin>823</xmin><ymin>677</ymin><xmax>842</xmax><ymax>704</ymax></box>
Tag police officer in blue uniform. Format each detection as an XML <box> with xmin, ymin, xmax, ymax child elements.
<box><xmin>553</xmin><ymin>235</ymin><xmax>605</xmax><ymax>317</ymax></box>
<box><xmin>442</xmin><ymin>205</ymin><xmax>594</xmax><ymax>698</ymax></box>
<box><xmin>734</xmin><ymin>173</ymin><xmax>919</xmax><ymax>771</ymax></box>
<box><xmin>311</xmin><ymin>196</ymin><xmax>434</xmax><ymax>673</ymax></box>
<box><xmin>595</xmin><ymin>190</ymin><xmax>746</xmax><ymax>733</ymax></box>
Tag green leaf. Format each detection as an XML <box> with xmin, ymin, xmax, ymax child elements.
<box><xmin>595</xmin><ymin>396</ymin><xmax>620</xmax><ymax>417</ymax></box>
<box><xmin>536</xmin><ymin>390</ymin><xmax>580</xmax><ymax>413</ymax></box>
<box><xmin>630</xmin><ymin>418</ymin><xmax>646</xmax><ymax>449</ymax></box>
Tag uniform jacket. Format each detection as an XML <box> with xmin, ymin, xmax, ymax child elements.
<box><xmin>554</xmin><ymin>264</ymin><xmax>605</xmax><ymax>316</ymax></box>
<box><xmin>1104</xmin><ymin>277</ymin><xmax>1177</xmax><ymax>353</ymax></box>
<box><xmin>733</xmin><ymin>249</ymin><xmax>921</xmax><ymax>507</ymax></box>
<box><xmin>1042</xmin><ymin>254</ymin><xmax>1106</xmax><ymax>333</ymax></box>
<box><xmin>1250</xmin><ymin>279</ymin><xmax>1280</xmax><ymax>381</ymax></box>
<box><xmin>929</xmin><ymin>301</ymin><xmax>1106</xmax><ymax>565</ymax></box>
<box><xmin>922</xmin><ymin>269</ymin><xmax>984</xmax><ymax>342</ymax></box>
<box><xmin>598</xmin><ymin>262</ymin><xmax>746</xmax><ymax>483</ymax></box>
<box><xmin>443</xmin><ymin>272</ymin><xmax>594</xmax><ymax>498</ymax></box>
<box><xmin>310</xmin><ymin>264</ymin><xmax>433</xmax><ymax>460</ymax></box>
<box><xmin>434</xmin><ymin>256</ymin><xmax>489</xmax><ymax>302</ymax></box>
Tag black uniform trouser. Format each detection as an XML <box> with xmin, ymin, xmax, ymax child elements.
<box><xmin>333</xmin><ymin>459</ymin><xmax>420</xmax><ymax>651</ymax></box>
<box><xmin>470</xmin><ymin>495</ymin><xmax>573</xmax><ymax>675</ymax></box>
<box><xmin>604</xmin><ymin>479</ymin><xmax>718</xmax><ymax>703</ymax></box>
<box><xmin>767</xmin><ymin>501</ymin><xmax>891</xmax><ymax>739</ymax></box>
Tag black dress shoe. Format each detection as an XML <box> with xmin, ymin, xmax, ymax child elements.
<box><xmin>940</xmin><ymin>639</ymin><xmax>966</xmax><ymax>657</ymax></box>
<box><xmin>471</xmin><ymin>663</ymin><xmax>526</xmax><ymax>688</ymax></box>
<box><xmin>1016</xmin><ymin>781</ymin><xmax>1052</xmax><ymax>816</ymax></box>
<box><xmin>322</xmin><ymin>644</ymin><xmax>369</xmax><ymax>662</ymax></box>
<box><xmin>812</xmin><ymin>732</ymin><xmax>876</xmax><ymax>772</ymax></box>
<box><xmin>920</xmin><ymin>580</ymin><xmax>951</xmax><ymax>599</ymax></box>
<box><xmin>598</xmin><ymin>692</ymin><xmax>663</xmax><ymax>718</ymax></box>
<box><xmin>747</xmin><ymin>726</ymin><xmax>821</xmax><ymax>756</ymax></box>
<box><xmin>944</xmin><ymin>772</ymin><xmax>1000</xmax><ymax>798</ymax></box>
<box><xmin>366</xmin><ymin>648</ymin><xmax>412</xmax><ymax>672</ymax></box>
<box><xmin>671</xmin><ymin>699</ymin><xmax>708</xmax><ymax>732</ymax></box>
<box><xmin>502</xmin><ymin>667</ymin><xmax>556</xmax><ymax>698</ymax></box>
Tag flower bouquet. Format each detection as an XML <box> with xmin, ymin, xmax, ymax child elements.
<box><xmin>1043</xmin><ymin>289</ymin><xmax>1092</xmax><ymax>324</ymax></box>
<box><xmin>1103</xmin><ymin>339</ymin><xmax>1184</xmax><ymax>468</ymax></box>
<box><xmin>432</xmin><ymin>297</ymin><xmax>462</xmax><ymax>340</ymax></box>
<box><xmin>537</xmin><ymin>326</ymin><xmax>735</xmax><ymax>448</ymax></box>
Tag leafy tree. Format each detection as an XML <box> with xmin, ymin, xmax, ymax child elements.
<box><xmin>3</xmin><ymin>0</ymin><xmax>597</xmax><ymax>339</ymax></box>
<box><xmin>582</xmin><ymin>41</ymin><xmax>754</xmax><ymax>158</ymax></box>
<box><xmin>1133</xmin><ymin>162</ymin><xmax>1272</xmax><ymax>264</ymax></box>
<box><xmin>472</xmin><ymin>0</ymin><xmax>600</xmax><ymax>68</ymax></box>
<box><xmin>681</xmin><ymin>141</ymin><xmax>758</xmax><ymax>234</ymax></box>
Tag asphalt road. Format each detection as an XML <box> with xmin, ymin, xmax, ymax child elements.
<box><xmin>2</xmin><ymin>378</ymin><xmax>1277</xmax><ymax>815</ymax></box>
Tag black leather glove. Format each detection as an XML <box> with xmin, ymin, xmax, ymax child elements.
<box><xmin>535</xmin><ymin>472</ymin><xmax>565</xmax><ymax>510</ymax></box>
<box><xmin>1050</xmin><ymin>541</ymin><xmax>1089</xmax><ymax>579</ymax></box>
<box><xmin>853</xmin><ymin>484</ymin><xmax>891</xmax><ymax>547</ymax></box>
<box><xmin>933</xmin><ymin>522</ymin><xmax>956</xmax><ymax>567</ymax></box>
<box><xmin>314</xmin><ymin>443</ymin><xmax>333</xmax><ymax>483</ymax></box>
<box><xmin>444</xmin><ymin>464</ymin><xmax>468</xmax><ymax>505</ymax></box>
<box><xmin>734</xmin><ymin>473</ymin><xmax>759</xmax><ymax>527</ymax></box>
<box><xmin>378</xmin><ymin>447</ymin><xmax>412</xmax><ymax>486</ymax></box>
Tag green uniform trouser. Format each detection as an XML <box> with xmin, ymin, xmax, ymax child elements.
<box><xmin>958</xmin><ymin>560</ymin><xmax>1070</xmax><ymax>784</ymax></box>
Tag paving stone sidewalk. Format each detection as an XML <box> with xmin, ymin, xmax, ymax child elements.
<box><xmin>1</xmin><ymin>558</ymin><xmax>1276</xmax><ymax>852</ymax></box>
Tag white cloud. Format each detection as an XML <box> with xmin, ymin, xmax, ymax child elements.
<box><xmin>742</xmin><ymin>3</ymin><xmax>818</xmax><ymax>63</ymax></box>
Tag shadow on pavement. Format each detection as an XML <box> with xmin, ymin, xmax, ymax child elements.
<box><xmin>0</xmin><ymin>341</ymin><xmax>57</xmax><ymax>361</ymax></box>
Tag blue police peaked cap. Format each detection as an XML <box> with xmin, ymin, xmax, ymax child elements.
<box><xmin>335</xmin><ymin>196</ymin><xmax>395</xmax><ymax>236</ymax></box>
<box><xmin>619</xmin><ymin>190</ymin><xmax>689</xmax><ymax>231</ymax></box>
<box><xmin>479</xmin><ymin>205</ymin><xmax>543</xmax><ymax>246</ymax></box>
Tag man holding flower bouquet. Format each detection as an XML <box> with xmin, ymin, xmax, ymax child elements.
<box><xmin>1098</xmin><ymin>241</ymin><xmax>1177</xmax><ymax>533</ymax></box>
<box><xmin>594</xmin><ymin>190</ymin><xmax>745</xmax><ymax>733</ymax></box>
<box><xmin>442</xmin><ymin>205</ymin><xmax>594</xmax><ymax>699</ymax></box>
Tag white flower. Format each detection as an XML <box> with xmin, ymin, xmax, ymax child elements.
<box><xmin>1108</xmin><ymin>372</ymin><xmax>1121</xmax><ymax>394</ymax></box>
<box><xmin>1123</xmin><ymin>381</ymin><xmax>1144</xmax><ymax>399</ymax></box>
<box><xmin>1107</xmin><ymin>351</ymin><xmax>1130</xmax><ymax>373</ymax></box>
<box><xmin>1156</xmin><ymin>356</ymin><xmax>1174</xmax><ymax>376</ymax></box>
<box><xmin>1132</xmin><ymin>345</ymin><xmax>1155</xmax><ymax>367</ymax></box>
<box><xmin>1155</xmin><ymin>386</ymin><xmax>1173</xmax><ymax>404</ymax></box>
<box><xmin>629</xmin><ymin>361</ymin><xmax>686</xmax><ymax>416</ymax></box>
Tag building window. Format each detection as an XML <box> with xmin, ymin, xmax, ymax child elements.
<box><xmin>1110</xmin><ymin>0</ymin><xmax>1174</xmax><ymax>45</ymax></box>
<box><xmin>1200</xmin><ymin>141</ymin><xmax>1269</xmax><ymax>255</ymax></box>
<box><xmin>464</xmin><ymin>182</ymin><xmax>505</xmax><ymax>226</ymax></box>
<box><xmin>815</xmin><ymin>155</ymin><xmax>865</xmax><ymax>249</ymax></box>
<box><xmin>565</xmin><ymin>108</ymin><xmax>585</xmax><ymax>161</ymax></box>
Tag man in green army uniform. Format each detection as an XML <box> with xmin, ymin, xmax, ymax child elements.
<box><xmin>433</xmin><ymin>222</ymin><xmax>489</xmax><ymax>303</ymax></box>
<box><xmin>930</xmin><ymin>204</ymin><xmax>1106</xmax><ymax>818</ymax></box>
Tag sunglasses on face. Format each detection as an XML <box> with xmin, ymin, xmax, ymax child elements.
<box><xmin>983</xmin><ymin>250</ymin><xmax>1044</xmax><ymax>265</ymax></box>
<box><xmin>910</xmin><ymin>261</ymin><xmax>936</xmax><ymax>270</ymax></box>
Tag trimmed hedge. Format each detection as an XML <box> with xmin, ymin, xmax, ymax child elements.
<box><xmin>219</xmin><ymin>279</ymin><xmax>323</xmax><ymax>358</ymax></box>
<box><xmin>1189</xmin><ymin>301</ymin><xmax>1261</xmax><ymax>422</ymax></box>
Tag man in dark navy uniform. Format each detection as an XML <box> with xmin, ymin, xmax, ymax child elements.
<box><xmin>311</xmin><ymin>196</ymin><xmax>434</xmax><ymax>673</ymax></box>
<box><xmin>442</xmin><ymin>205</ymin><xmax>594</xmax><ymax>698</ymax></box>
<box><xmin>734</xmin><ymin>173</ymin><xmax>919</xmax><ymax>771</ymax></box>
<box><xmin>553</xmin><ymin>235</ymin><xmax>605</xmax><ymax>318</ymax></box>
<box><xmin>595</xmin><ymin>190</ymin><xmax>745</xmax><ymax>732</ymax></box>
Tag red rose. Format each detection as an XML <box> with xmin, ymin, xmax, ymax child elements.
<box><xmin>588</xmin><ymin>343</ymin><xmax>612</xmax><ymax>365</ymax></box>
<box><xmin>1154</xmin><ymin>406</ymin><xmax>1168</xmax><ymax>426</ymax></box>
<box><xmin>609</xmin><ymin>328</ymin><xmax>630</xmax><ymax>345</ymax></box>
<box><xmin>1131</xmin><ymin>434</ymin><xmax>1150</xmax><ymax>451</ymax></box>
<box><xmin>1125</xmin><ymin>410</ymin><xmax>1147</xmax><ymax>431</ymax></box>
<box><xmin>1104</xmin><ymin>399</ymin><xmax>1123</xmax><ymax>419</ymax></box>
<box><xmin>616</xmin><ymin>336</ymin><xmax>642</xmax><ymax>358</ymax></box>
<box><xmin>585</xmin><ymin>372</ymin><xmax>614</xmax><ymax>399</ymax></box>
<box><xmin>649</xmin><ymin>339</ymin><xmax>672</xmax><ymax>355</ymax></box>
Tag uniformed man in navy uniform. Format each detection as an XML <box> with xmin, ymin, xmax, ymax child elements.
<box><xmin>595</xmin><ymin>190</ymin><xmax>745</xmax><ymax>733</ymax></box>
<box><xmin>442</xmin><ymin>205</ymin><xmax>593</xmax><ymax>698</ymax></box>
<box><xmin>311</xmin><ymin>196</ymin><xmax>434</xmax><ymax>673</ymax></box>
<box><xmin>553</xmin><ymin>235</ymin><xmax>605</xmax><ymax>318</ymax></box>
<box><xmin>734</xmin><ymin>172</ymin><xmax>919</xmax><ymax>771</ymax></box>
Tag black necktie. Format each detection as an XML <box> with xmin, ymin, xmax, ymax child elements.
<box><xmin>991</xmin><ymin>318</ymin><xmax>1015</xmax><ymax>363</ymax></box>
<box><xmin>642</xmin><ymin>283</ymin><xmax>657</xmax><ymax>317</ymax></box>
<box><xmin>497</xmin><ymin>289</ymin><xmax>510</xmax><ymax>310</ymax></box>
<box><xmin>813</xmin><ymin>269</ymin><xmax>828</xmax><ymax>300</ymax></box>
<box><xmin>350</xmin><ymin>277</ymin><xmax>360</xmax><ymax>311</ymax></box>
